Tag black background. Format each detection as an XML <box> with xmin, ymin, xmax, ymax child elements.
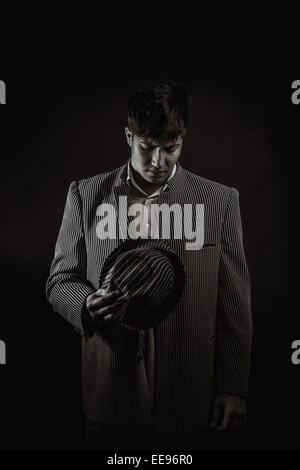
<box><xmin>0</xmin><ymin>56</ymin><xmax>299</xmax><ymax>450</ymax></box>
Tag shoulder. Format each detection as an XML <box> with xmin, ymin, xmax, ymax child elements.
<box><xmin>182</xmin><ymin>167</ymin><xmax>239</xmax><ymax>201</ymax></box>
<box><xmin>66</xmin><ymin>164</ymin><xmax>125</xmax><ymax>197</ymax></box>
<box><xmin>78</xmin><ymin>165</ymin><xmax>124</xmax><ymax>190</ymax></box>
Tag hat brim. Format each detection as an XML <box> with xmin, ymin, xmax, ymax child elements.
<box><xmin>99</xmin><ymin>239</ymin><xmax>186</xmax><ymax>330</ymax></box>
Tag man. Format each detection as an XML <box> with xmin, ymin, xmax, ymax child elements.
<box><xmin>46</xmin><ymin>83</ymin><xmax>252</xmax><ymax>449</ymax></box>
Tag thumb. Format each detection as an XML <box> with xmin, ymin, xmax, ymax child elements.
<box><xmin>218</xmin><ymin>404</ymin><xmax>232</xmax><ymax>431</ymax></box>
<box><xmin>210</xmin><ymin>400</ymin><xmax>222</xmax><ymax>428</ymax></box>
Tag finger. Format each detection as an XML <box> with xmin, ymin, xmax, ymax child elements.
<box><xmin>210</xmin><ymin>402</ymin><xmax>222</xmax><ymax>428</ymax></box>
<box><xmin>234</xmin><ymin>416</ymin><xmax>244</xmax><ymax>431</ymax></box>
<box><xmin>93</xmin><ymin>300</ymin><xmax>128</xmax><ymax>320</ymax></box>
<box><xmin>111</xmin><ymin>302</ymin><xmax>130</xmax><ymax>322</ymax></box>
<box><xmin>99</xmin><ymin>301</ymin><xmax>129</xmax><ymax>324</ymax></box>
<box><xmin>95</xmin><ymin>288</ymin><xmax>107</xmax><ymax>296</ymax></box>
<box><xmin>239</xmin><ymin>415</ymin><xmax>247</xmax><ymax>429</ymax></box>
<box><xmin>229</xmin><ymin>416</ymin><xmax>239</xmax><ymax>431</ymax></box>
<box><xmin>93</xmin><ymin>304</ymin><xmax>122</xmax><ymax>319</ymax></box>
<box><xmin>218</xmin><ymin>407</ymin><xmax>233</xmax><ymax>431</ymax></box>
<box><xmin>103</xmin><ymin>300</ymin><xmax>130</xmax><ymax>322</ymax></box>
<box><xmin>106</xmin><ymin>310</ymin><xmax>124</xmax><ymax>322</ymax></box>
<box><xmin>87</xmin><ymin>291</ymin><xmax>120</xmax><ymax>311</ymax></box>
<box><xmin>116</xmin><ymin>294</ymin><xmax>130</xmax><ymax>301</ymax></box>
<box><xmin>103</xmin><ymin>313</ymin><xmax>114</xmax><ymax>322</ymax></box>
<box><xmin>87</xmin><ymin>288</ymin><xmax>109</xmax><ymax>301</ymax></box>
<box><xmin>96</xmin><ymin>289</ymin><xmax>121</xmax><ymax>299</ymax></box>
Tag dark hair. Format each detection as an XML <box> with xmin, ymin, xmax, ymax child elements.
<box><xmin>127</xmin><ymin>83</ymin><xmax>191</xmax><ymax>143</ymax></box>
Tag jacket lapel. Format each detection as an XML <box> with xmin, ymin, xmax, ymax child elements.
<box><xmin>112</xmin><ymin>162</ymin><xmax>131</xmax><ymax>241</ymax></box>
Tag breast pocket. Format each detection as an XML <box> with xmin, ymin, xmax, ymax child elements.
<box><xmin>183</xmin><ymin>244</ymin><xmax>219</xmax><ymax>282</ymax></box>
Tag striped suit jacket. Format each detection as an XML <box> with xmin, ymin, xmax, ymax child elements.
<box><xmin>46</xmin><ymin>161</ymin><xmax>252</xmax><ymax>433</ymax></box>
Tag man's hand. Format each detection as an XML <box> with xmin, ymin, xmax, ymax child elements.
<box><xmin>86</xmin><ymin>289</ymin><xmax>129</xmax><ymax>324</ymax></box>
<box><xmin>210</xmin><ymin>394</ymin><xmax>247</xmax><ymax>431</ymax></box>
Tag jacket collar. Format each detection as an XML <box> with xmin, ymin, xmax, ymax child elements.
<box><xmin>116</xmin><ymin>159</ymin><xmax>186</xmax><ymax>193</ymax></box>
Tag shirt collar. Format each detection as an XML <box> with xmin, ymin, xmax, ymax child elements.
<box><xmin>126</xmin><ymin>161</ymin><xmax>177</xmax><ymax>198</ymax></box>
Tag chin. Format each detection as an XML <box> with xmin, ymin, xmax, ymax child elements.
<box><xmin>147</xmin><ymin>170</ymin><xmax>167</xmax><ymax>178</ymax></box>
<box><xmin>148</xmin><ymin>175</ymin><xmax>166</xmax><ymax>183</ymax></box>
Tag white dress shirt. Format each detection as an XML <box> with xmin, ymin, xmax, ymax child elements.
<box><xmin>126</xmin><ymin>161</ymin><xmax>177</xmax><ymax>410</ymax></box>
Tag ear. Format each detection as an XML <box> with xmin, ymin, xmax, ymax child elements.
<box><xmin>125</xmin><ymin>127</ymin><xmax>133</xmax><ymax>147</ymax></box>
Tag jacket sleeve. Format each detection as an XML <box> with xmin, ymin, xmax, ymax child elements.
<box><xmin>45</xmin><ymin>180</ymin><xmax>96</xmax><ymax>339</ymax></box>
<box><xmin>216</xmin><ymin>187</ymin><xmax>253</xmax><ymax>398</ymax></box>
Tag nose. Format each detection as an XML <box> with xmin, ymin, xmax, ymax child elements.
<box><xmin>151</xmin><ymin>148</ymin><xmax>163</xmax><ymax>168</ymax></box>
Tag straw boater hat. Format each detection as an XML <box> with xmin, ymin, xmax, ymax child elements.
<box><xmin>99</xmin><ymin>239</ymin><xmax>186</xmax><ymax>330</ymax></box>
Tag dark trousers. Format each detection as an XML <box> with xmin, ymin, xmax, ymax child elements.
<box><xmin>86</xmin><ymin>419</ymin><xmax>212</xmax><ymax>450</ymax></box>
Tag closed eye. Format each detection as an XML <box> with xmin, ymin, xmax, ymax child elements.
<box><xmin>164</xmin><ymin>146</ymin><xmax>178</xmax><ymax>153</ymax></box>
<box><xmin>140</xmin><ymin>145</ymin><xmax>154</xmax><ymax>151</ymax></box>
<box><xmin>140</xmin><ymin>144</ymin><xmax>180</xmax><ymax>153</ymax></box>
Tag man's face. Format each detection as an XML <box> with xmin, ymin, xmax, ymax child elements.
<box><xmin>125</xmin><ymin>129</ymin><xmax>183</xmax><ymax>185</ymax></box>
